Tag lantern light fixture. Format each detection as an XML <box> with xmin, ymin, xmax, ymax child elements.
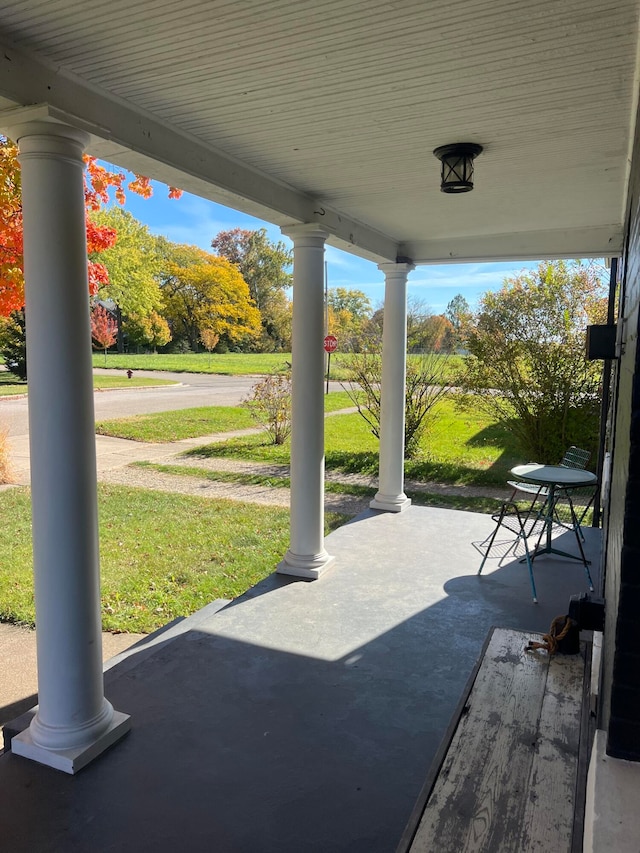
<box><xmin>433</xmin><ymin>143</ymin><xmax>483</xmax><ymax>193</ymax></box>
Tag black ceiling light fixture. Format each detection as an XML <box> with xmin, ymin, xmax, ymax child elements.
<box><xmin>433</xmin><ymin>143</ymin><xmax>483</xmax><ymax>193</ymax></box>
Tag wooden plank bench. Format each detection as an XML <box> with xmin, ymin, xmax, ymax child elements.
<box><xmin>397</xmin><ymin>627</ymin><xmax>591</xmax><ymax>853</ymax></box>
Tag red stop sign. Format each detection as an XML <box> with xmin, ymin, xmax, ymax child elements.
<box><xmin>324</xmin><ymin>335</ymin><xmax>338</xmax><ymax>353</ymax></box>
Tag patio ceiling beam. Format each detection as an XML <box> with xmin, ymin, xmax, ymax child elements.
<box><xmin>0</xmin><ymin>41</ymin><xmax>399</xmax><ymax>264</ymax></box>
<box><xmin>402</xmin><ymin>226</ymin><xmax>623</xmax><ymax>265</ymax></box>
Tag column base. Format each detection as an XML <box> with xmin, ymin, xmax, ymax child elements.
<box><xmin>277</xmin><ymin>549</ymin><xmax>336</xmax><ymax>579</ymax></box>
<box><xmin>11</xmin><ymin>710</ymin><xmax>131</xmax><ymax>774</ymax></box>
<box><xmin>370</xmin><ymin>493</ymin><xmax>412</xmax><ymax>513</ymax></box>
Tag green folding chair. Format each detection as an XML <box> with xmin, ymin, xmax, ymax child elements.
<box><xmin>476</xmin><ymin>501</ymin><xmax>539</xmax><ymax>602</ymax></box>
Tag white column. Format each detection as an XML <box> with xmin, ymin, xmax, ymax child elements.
<box><xmin>371</xmin><ymin>262</ymin><xmax>414</xmax><ymax>512</ymax></box>
<box><xmin>278</xmin><ymin>225</ymin><xmax>335</xmax><ymax>579</ymax></box>
<box><xmin>9</xmin><ymin>121</ymin><xmax>130</xmax><ymax>774</ymax></box>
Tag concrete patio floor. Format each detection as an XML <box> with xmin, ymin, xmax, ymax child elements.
<box><xmin>0</xmin><ymin>504</ymin><xmax>601</xmax><ymax>853</ymax></box>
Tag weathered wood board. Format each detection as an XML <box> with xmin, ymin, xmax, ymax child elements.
<box><xmin>407</xmin><ymin>628</ymin><xmax>586</xmax><ymax>853</ymax></box>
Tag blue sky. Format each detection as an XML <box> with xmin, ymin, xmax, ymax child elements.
<box><xmin>119</xmin><ymin>176</ymin><xmax>544</xmax><ymax>314</ymax></box>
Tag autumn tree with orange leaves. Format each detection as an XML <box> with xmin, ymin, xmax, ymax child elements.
<box><xmin>0</xmin><ymin>136</ymin><xmax>181</xmax><ymax>316</ymax></box>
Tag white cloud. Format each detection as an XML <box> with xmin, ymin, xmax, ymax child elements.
<box><xmin>409</xmin><ymin>262</ymin><xmax>534</xmax><ymax>291</ymax></box>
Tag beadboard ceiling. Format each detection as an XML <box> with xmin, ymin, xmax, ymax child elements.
<box><xmin>0</xmin><ymin>0</ymin><xmax>638</xmax><ymax>263</ymax></box>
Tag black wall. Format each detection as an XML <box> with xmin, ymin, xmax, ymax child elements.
<box><xmin>601</xmin><ymin>105</ymin><xmax>640</xmax><ymax>760</ymax></box>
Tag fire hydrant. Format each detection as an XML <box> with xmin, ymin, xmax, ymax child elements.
<box><xmin>126</xmin><ymin>369</ymin><xmax>133</xmax><ymax>379</ymax></box>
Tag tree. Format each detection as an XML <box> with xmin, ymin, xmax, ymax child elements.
<box><xmin>327</xmin><ymin>287</ymin><xmax>372</xmax><ymax>349</ymax></box>
<box><xmin>0</xmin><ymin>309</ymin><xmax>27</xmax><ymax>379</ymax></box>
<box><xmin>0</xmin><ymin>136</ymin><xmax>181</xmax><ymax>316</ymax></box>
<box><xmin>446</xmin><ymin>294</ymin><xmax>472</xmax><ymax>348</ymax></box>
<box><xmin>91</xmin><ymin>304</ymin><xmax>118</xmax><ymax>364</ymax></box>
<box><xmin>405</xmin><ymin>296</ymin><xmax>456</xmax><ymax>352</ymax></box>
<box><xmin>124</xmin><ymin>310</ymin><xmax>172</xmax><ymax>353</ymax></box>
<box><xmin>211</xmin><ymin>228</ymin><xmax>292</xmax><ymax>350</ymax></box>
<box><xmin>200</xmin><ymin>328</ymin><xmax>220</xmax><ymax>367</ymax></box>
<box><xmin>457</xmin><ymin>260</ymin><xmax>607</xmax><ymax>462</ymax></box>
<box><xmin>342</xmin><ymin>328</ymin><xmax>451</xmax><ymax>458</ymax></box>
<box><xmin>160</xmin><ymin>243</ymin><xmax>261</xmax><ymax>350</ymax></box>
<box><xmin>328</xmin><ymin>287</ymin><xmax>372</xmax><ymax>318</ymax></box>
<box><xmin>416</xmin><ymin>314</ymin><xmax>455</xmax><ymax>353</ymax></box>
<box><xmin>89</xmin><ymin>208</ymin><xmax>164</xmax><ymax>350</ymax></box>
<box><xmin>261</xmin><ymin>289</ymin><xmax>293</xmax><ymax>351</ymax></box>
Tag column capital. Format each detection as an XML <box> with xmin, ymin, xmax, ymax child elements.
<box><xmin>378</xmin><ymin>261</ymin><xmax>415</xmax><ymax>277</ymax></box>
<box><xmin>281</xmin><ymin>223</ymin><xmax>329</xmax><ymax>246</ymax></box>
<box><xmin>9</xmin><ymin>120</ymin><xmax>89</xmax><ymax>162</ymax></box>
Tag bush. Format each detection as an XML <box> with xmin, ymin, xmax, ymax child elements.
<box><xmin>456</xmin><ymin>260</ymin><xmax>605</xmax><ymax>462</ymax></box>
<box><xmin>342</xmin><ymin>348</ymin><xmax>451</xmax><ymax>458</ymax></box>
<box><xmin>164</xmin><ymin>338</ymin><xmax>192</xmax><ymax>354</ymax></box>
<box><xmin>243</xmin><ymin>369</ymin><xmax>292</xmax><ymax>445</ymax></box>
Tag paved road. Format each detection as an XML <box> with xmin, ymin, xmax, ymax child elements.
<box><xmin>0</xmin><ymin>370</ymin><xmax>260</xmax><ymax>438</ymax></box>
<box><xmin>0</xmin><ymin>370</ymin><xmax>344</xmax><ymax>484</ymax></box>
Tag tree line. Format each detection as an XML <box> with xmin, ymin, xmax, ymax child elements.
<box><xmin>87</xmin><ymin>211</ymin><xmax>294</xmax><ymax>356</ymax></box>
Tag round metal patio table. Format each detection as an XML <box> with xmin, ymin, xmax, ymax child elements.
<box><xmin>509</xmin><ymin>463</ymin><xmax>596</xmax><ymax>589</ymax></box>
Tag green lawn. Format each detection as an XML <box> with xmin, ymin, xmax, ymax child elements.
<box><xmin>92</xmin><ymin>352</ymin><xmax>294</xmax><ymax>375</ymax></box>
<box><xmin>91</xmin><ymin>351</ymin><xmax>465</xmax><ymax>383</ymax></box>
<box><xmin>95</xmin><ymin>391</ymin><xmax>355</xmax><ymax>442</ymax></box>
<box><xmin>323</xmin><ymin>390</ymin><xmax>356</xmax><ymax>412</ymax></box>
<box><xmin>185</xmin><ymin>395</ymin><xmax>522</xmax><ymax>487</ymax></box>
<box><xmin>0</xmin><ymin>484</ymin><xmax>347</xmax><ymax>633</ymax></box>
<box><xmin>96</xmin><ymin>406</ymin><xmax>256</xmax><ymax>442</ymax></box>
<box><xmin>93</xmin><ymin>387</ymin><xmax>520</xmax><ymax>486</ymax></box>
<box><xmin>0</xmin><ymin>373</ymin><xmax>27</xmax><ymax>395</ymax></box>
<box><xmin>334</xmin><ymin>352</ymin><xmax>465</xmax><ymax>385</ymax></box>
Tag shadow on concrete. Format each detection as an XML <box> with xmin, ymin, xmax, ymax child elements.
<box><xmin>0</xmin><ymin>506</ymin><xmax>600</xmax><ymax>853</ymax></box>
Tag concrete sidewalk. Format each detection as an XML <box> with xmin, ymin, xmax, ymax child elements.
<box><xmin>7</xmin><ymin>432</ymin><xmax>193</xmax><ymax>486</ymax></box>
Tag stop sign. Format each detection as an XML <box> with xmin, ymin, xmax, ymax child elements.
<box><xmin>324</xmin><ymin>335</ymin><xmax>338</xmax><ymax>353</ymax></box>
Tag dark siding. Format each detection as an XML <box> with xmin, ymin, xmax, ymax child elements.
<box><xmin>602</xmin><ymin>104</ymin><xmax>640</xmax><ymax>760</ymax></box>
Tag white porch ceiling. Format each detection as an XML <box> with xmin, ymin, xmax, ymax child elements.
<box><xmin>0</xmin><ymin>0</ymin><xmax>638</xmax><ymax>264</ymax></box>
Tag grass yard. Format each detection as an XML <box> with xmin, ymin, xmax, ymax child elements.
<box><xmin>95</xmin><ymin>391</ymin><xmax>356</xmax><ymax>442</ymax></box>
<box><xmin>0</xmin><ymin>373</ymin><xmax>27</xmax><ymax>395</ymax></box>
<box><xmin>96</xmin><ymin>406</ymin><xmax>256</xmax><ymax>442</ymax></box>
<box><xmin>185</xmin><ymin>395</ymin><xmax>523</xmax><ymax>487</ymax></box>
<box><xmin>334</xmin><ymin>352</ymin><xmax>465</xmax><ymax>385</ymax></box>
<box><xmin>93</xmin><ymin>386</ymin><xmax>521</xmax><ymax>486</ymax></box>
<box><xmin>92</xmin><ymin>352</ymin><xmax>294</xmax><ymax>375</ymax></box>
<box><xmin>323</xmin><ymin>390</ymin><xmax>356</xmax><ymax>412</ymax></box>
<box><xmin>91</xmin><ymin>351</ymin><xmax>464</xmax><ymax>383</ymax></box>
<box><xmin>0</xmin><ymin>485</ymin><xmax>347</xmax><ymax>633</ymax></box>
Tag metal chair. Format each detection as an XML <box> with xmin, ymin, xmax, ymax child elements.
<box><xmin>507</xmin><ymin>446</ymin><xmax>593</xmax><ymax>531</ymax></box>
<box><xmin>476</xmin><ymin>501</ymin><xmax>538</xmax><ymax>602</ymax></box>
<box><xmin>554</xmin><ymin>481</ymin><xmax>597</xmax><ymax>534</ymax></box>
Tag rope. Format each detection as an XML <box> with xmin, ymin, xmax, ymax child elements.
<box><xmin>525</xmin><ymin>615</ymin><xmax>575</xmax><ymax>655</ymax></box>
